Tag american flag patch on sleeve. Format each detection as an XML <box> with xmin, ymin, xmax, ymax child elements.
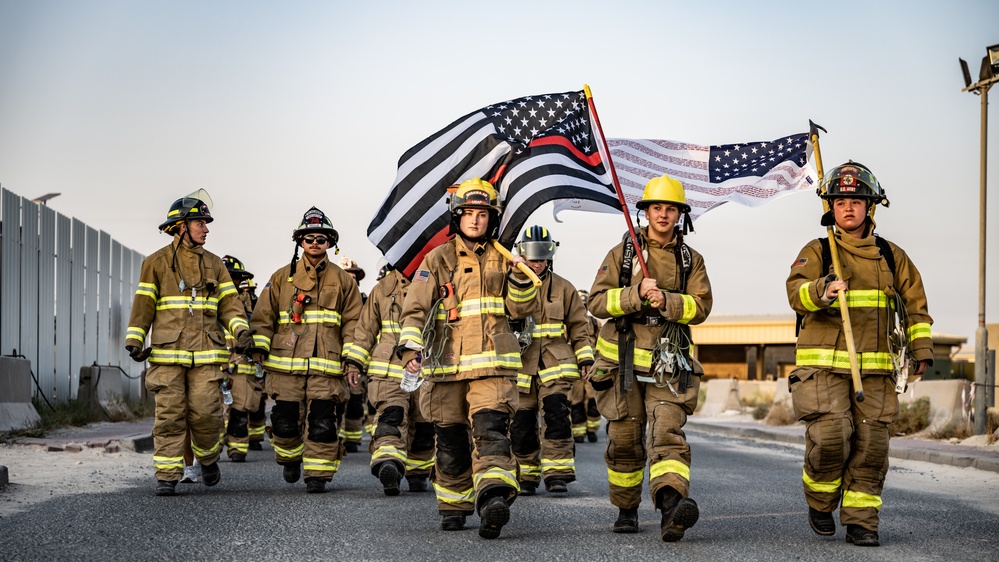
<box><xmin>791</xmin><ymin>258</ymin><xmax>808</xmax><ymax>268</ymax></box>
<box><xmin>415</xmin><ymin>270</ymin><xmax>431</xmax><ymax>283</ymax></box>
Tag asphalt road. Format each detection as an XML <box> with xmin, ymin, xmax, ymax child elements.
<box><xmin>1</xmin><ymin>430</ymin><xmax>997</xmax><ymax>562</ymax></box>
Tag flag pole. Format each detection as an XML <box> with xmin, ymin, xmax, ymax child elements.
<box><xmin>809</xmin><ymin>120</ymin><xmax>864</xmax><ymax>403</ymax></box>
<box><xmin>585</xmin><ymin>84</ymin><xmax>650</xmax><ymax>279</ymax></box>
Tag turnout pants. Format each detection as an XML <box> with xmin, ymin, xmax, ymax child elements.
<box><xmin>419</xmin><ymin>376</ymin><xmax>520</xmax><ymax>515</ymax></box>
<box><xmin>266</xmin><ymin>372</ymin><xmax>348</xmax><ymax>481</ymax></box>
<box><xmin>145</xmin><ymin>364</ymin><xmax>225</xmax><ymax>481</ymax></box>
<box><xmin>510</xmin><ymin>377</ymin><xmax>575</xmax><ymax>486</ymax></box>
<box><xmin>368</xmin><ymin>377</ymin><xmax>436</xmax><ymax>478</ymax></box>
<box><xmin>593</xmin><ymin>370</ymin><xmax>700</xmax><ymax>510</ymax></box>
<box><xmin>341</xmin><ymin>379</ymin><xmax>366</xmax><ymax>446</ymax></box>
<box><xmin>789</xmin><ymin>368</ymin><xmax>898</xmax><ymax>531</ymax></box>
<box><xmin>226</xmin><ymin>372</ymin><xmax>264</xmax><ymax>457</ymax></box>
<box><xmin>570</xmin><ymin>378</ymin><xmax>601</xmax><ymax>438</ymax></box>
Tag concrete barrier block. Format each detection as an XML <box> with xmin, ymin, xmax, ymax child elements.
<box><xmin>0</xmin><ymin>356</ymin><xmax>41</xmax><ymax>433</ymax></box>
<box><xmin>899</xmin><ymin>379</ymin><xmax>971</xmax><ymax>435</ymax></box>
<box><xmin>773</xmin><ymin>377</ymin><xmax>791</xmax><ymax>406</ymax></box>
<box><xmin>77</xmin><ymin>366</ymin><xmax>133</xmax><ymax>422</ymax></box>
<box><xmin>737</xmin><ymin>381</ymin><xmax>776</xmax><ymax>405</ymax></box>
<box><xmin>698</xmin><ymin>378</ymin><xmax>742</xmax><ymax>417</ymax></box>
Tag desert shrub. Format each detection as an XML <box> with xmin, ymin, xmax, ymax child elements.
<box><xmin>764</xmin><ymin>401</ymin><xmax>797</xmax><ymax>426</ymax></box>
<box><xmin>888</xmin><ymin>397</ymin><xmax>930</xmax><ymax>436</ymax></box>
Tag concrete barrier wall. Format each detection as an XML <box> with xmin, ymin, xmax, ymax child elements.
<box><xmin>697</xmin><ymin>378</ymin><xmax>742</xmax><ymax>417</ymax></box>
<box><xmin>899</xmin><ymin>379</ymin><xmax>972</xmax><ymax>434</ymax></box>
<box><xmin>0</xmin><ymin>356</ymin><xmax>40</xmax><ymax>432</ymax></box>
<box><xmin>77</xmin><ymin>366</ymin><xmax>133</xmax><ymax>421</ymax></box>
<box><xmin>737</xmin><ymin>380</ymin><xmax>776</xmax><ymax>404</ymax></box>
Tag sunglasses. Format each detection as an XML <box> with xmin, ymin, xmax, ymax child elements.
<box><xmin>303</xmin><ymin>236</ymin><xmax>329</xmax><ymax>245</ymax></box>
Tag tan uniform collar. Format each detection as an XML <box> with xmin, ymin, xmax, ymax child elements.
<box><xmin>293</xmin><ymin>255</ymin><xmax>329</xmax><ymax>291</ymax></box>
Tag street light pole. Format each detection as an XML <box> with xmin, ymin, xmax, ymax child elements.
<box><xmin>961</xmin><ymin>47</ymin><xmax>998</xmax><ymax>435</ymax></box>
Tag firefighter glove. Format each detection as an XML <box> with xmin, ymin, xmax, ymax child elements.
<box><xmin>234</xmin><ymin>329</ymin><xmax>256</xmax><ymax>354</ymax></box>
<box><xmin>126</xmin><ymin>345</ymin><xmax>150</xmax><ymax>363</ymax></box>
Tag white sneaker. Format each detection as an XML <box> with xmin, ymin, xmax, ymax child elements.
<box><xmin>180</xmin><ymin>464</ymin><xmax>200</xmax><ymax>484</ymax></box>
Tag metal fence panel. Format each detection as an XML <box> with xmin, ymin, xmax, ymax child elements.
<box><xmin>55</xmin><ymin>212</ymin><xmax>72</xmax><ymax>401</ymax></box>
<box><xmin>83</xmin><ymin>226</ymin><xmax>98</xmax><ymax>374</ymax></box>
<box><xmin>37</xmin><ymin>205</ymin><xmax>56</xmax><ymax>400</ymax></box>
<box><xmin>97</xmin><ymin>231</ymin><xmax>111</xmax><ymax>365</ymax></box>
<box><xmin>70</xmin><ymin>219</ymin><xmax>86</xmax><ymax>399</ymax></box>
<box><xmin>1</xmin><ymin>189</ymin><xmax>20</xmax><ymax>356</ymax></box>
<box><xmin>19</xmin><ymin>199</ymin><xmax>39</xmax><ymax>395</ymax></box>
<box><xmin>110</xmin><ymin>241</ymin><xmax>123</xmax><ymax>394</ymax></box>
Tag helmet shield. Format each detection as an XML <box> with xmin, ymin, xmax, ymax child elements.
<box><xmin>159</xmin><ymin>189</ymin><xmax>214</xmax><ymax>233</ymax></box>
<box><xmin>515</xmin><ymin>225</ymin><xmax>558</xmax><ymax>261</ymax></box>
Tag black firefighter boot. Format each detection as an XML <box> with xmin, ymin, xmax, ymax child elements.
<box><xmin>156</xmin><ymin>480</ymin><xmax>178</xmax><ymax>496</ymax></box>
<box><xmin>808</xmin><ymin>507</ymin><xmax>836</xmax><ymax>536</ymax></box>
<box><xmin>845</xmin><ymin>524</ymin><xmax>880</xmax><ymax>547</ymax></box>
<box><xmin>478</xmin><ymin>495</ymin><xmax>511</xmax><ymax>539</ymax></box>
<box><xmin>613</xmin><ymin>507</ymin><xmax>639</xmax><ymax>533</ymax></box>
<box><xmin>378</xmin><ymin>462</ymin><xmax>402</xmax><ymax>496</ymax></box>
<box><xmin>406</xmin><ymin>475</ymin><xmax>429</xmax><ymax>493</ymax></box>
<box><xmin>659</xmin><ymin>488</ymin><xmax>699</xmax><ymax>542</ymax></box>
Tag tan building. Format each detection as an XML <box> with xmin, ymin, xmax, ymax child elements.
<box><xmin>690</xmin><ymin>315</ymin><xmax>968</xmax><ymax>381</ymax></box>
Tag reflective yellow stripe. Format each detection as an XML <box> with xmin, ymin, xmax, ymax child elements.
<box><xmin>406</xmin><ymin>457</ymin><xmax>435</xmax><ymax>471</ymax></box>
<box><xmin>217</xmin><ymin>282</ymin><xmax>238</xmax><ymax>300</ymax></box>
<box><xmin>572</xmin><ymin>425</ymin><xmax>587</xmax><ymax>436</ymax></box>
<box><xmin>519</xmin><ymin>463</ymin><xmax>542</xmax><ymax>477</ymax></box>
<box><xmin>799</xmin><ymin>282</ymin><xmax>821</xmax><ymax>312</ymax></box>
<box><xmin>455</xmin><ymin>297</ymin><xmax>507</xmax><ymax>317</ymax></box>
<box><xmin>400</xmin><ymin>327</ymin><xmax>424</xmax><ymax>348</ymax></box>
<box><xmin>596</xmin><ymin>335</ymin><xmax>653</xmax><ymax>369</ymax></box>
<box><xmin>248</xmin><ymin>426</ymin><xmax>265</xmax><ymax>438</ymax></box>
<box><xmin>380</xmin><ymin>320</ymin><xmax>402</xmax><ymax>334</ymax></box>
<box><xmin>802</xmin><ymin>468</ymin><xmax>841</xmax><ymax>494</ymax></box>
<box><xmin>277</xmin><ymin>310</ymin><xmax>342</xmax><ymax>326</ymax></box>
<box><xmin>678</xmin><ymin>294</ymin><xmax>697</xmax><ymax>324</ymax></box>
<box><xmin>153</xmin><ymin>455</ymin><xmax>184</xmax><ymax>470</ymax></box>
<box><xmin>575</xmin><ymin>346</ymin><xmax>594</xmax><ymax>363</ymax></box>
<box><xmin>607</xmin><ymin>467</ymin><xmax>644</xmax><ymax>488</ymax></box>
<box><xmin>842</xmin><ymin>489</ymin><xmax>882</xmax><ymax>510</ymax></box>
<box><xmin>650</xmin><ymin>459</ymin><xmax>690</xmax><ymax>482</ymax></box>
<box><xmin>541</xmin><ymin>458</ymin><xmax>575</xmax><ymax>471</ymax></box>
<box><xmin>538</xmin><ymin>362</ymin><xmax>580</xmax><ymax>383</ymax></box>
<box><xmin>252</xmin><ymin>334</ymin><xmax>271</xmax><ymax>352</ymax></box>
<box><xmin>908</xmin><ymin>322</ymin><xmax>931</xmax><ymax>341</ymax></box>
<box><xmin>795</xmin><ymin>349</ymin><xmax>893</xmax><ymax>371</ymax></box>
<box><xmin>474</xmin><ymin>467</ymin><xmax>519</xmax><ymax>489</ymax></box>
<box><xmin>830</xmin><ymin>289</ymin><xmax>888</xmax><ymax>309</ymax></box>
<box><xmin>228</xmin><ymin>317</ymin><xmax>249</xmax><ymax>334</ymax></box>
<box><xmin>606</xmin><ymin>288</ymin><xmax>625</xmax><ymax>317</ymax></box>
<box><xmin>516</xmin><ymin>373</ymin><xmax>533</xmax><ymax>388</ymax></box>
<box><xmin>342</xmin><ymin>430</ymin><xmax>362</xmax><ymax>440</ymax></box>
<box><xmin>458</xmin><ymin>350</ymin><xmax>522</xmax><ymax>371</ymax></box>
<box><xmin>262</xmin><ymin>354</ymin><xmax>344</xmax><ymax>375</ymax></box>
<box><xmin>508</xmin><ymin>284</ymin><xmax>536</xmax><ymax>304</ymax></box>
<box><xmin>156</xmin><ymin>296</ymin><xmax>219</xmax><ymax>311</ymax></box>
<box><xmin>227</xmin><ymin>441</ymin><xmax>249</xmax><ymax>454</ymax></box>
<box><xmin>303</xmin><ymin>457</ymin><xmax>340</xmax><ymax>472</ymax></box>
<box><xmin>371</xmin><ymin>446</ymin><xmax>407</xmax><ymax>466</ymax></box>
<box><xmin>126</xmin><ymin>326</ymin><xmax>147</xmax><ymax>341</ymax></box>
<box><xmin>367</xmin><ymin>360</ymin><xmax>406</xmax><ymax>379</ymax></box>
<box><xmin>148</xmin><ymin>349</ymin><xmax>230</xmax><ymax>366</ymax></box>
<box><xmin>532</xmin><ymin>323</ymin><xmax>565</xmax><ymax>338</ymax></box>
<box><xmin>343</xmin><ymin>343</ymin><xmax>370</xmax><ymax>366</ymax></box>
<box><xmin>191</xmin><ymin>437</ymin><xmax>222</xmax><ymax>458</ymax></box>
<box><xmin>136</xmin><ymin>282</ymin><xmax>158</xmax><ymax>300</ymax></box>
<box><xmin>272</xmin><ymin>443</ymin><xmax>304</xmax><ymax>459</ymax></box>
<box><xmin>586</xmin><ymin>419</ymin><xmax>601</xmax><ymax>431</ymax></box>
<box><xmin>434</xmin><ymin>483</ymin><xmax>475</xmax><ymax>505</ymax></box>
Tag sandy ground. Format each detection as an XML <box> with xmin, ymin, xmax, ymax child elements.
<box><xmin>0</xmin><ymin>444</ymin><xmax>150</xmax><ymax>518</ymax></box>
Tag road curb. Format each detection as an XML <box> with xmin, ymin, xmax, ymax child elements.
<box><xmin>117</xmin><ymin>433</ymin><xmax>154</xmax><ymax>454</ymax></box>
<box><xmin>686</xmin><ymin>421</ymin><xmax>999</xmax><ymax>474</ymax></box>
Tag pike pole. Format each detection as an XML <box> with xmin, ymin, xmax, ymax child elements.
<box><xmin>809</xmin><ymin>120</ymin><xmax>864</xmax><ymax>402</ymax></box>
<box><xmin>491</xmin><ymin>240</ymin><xmax>542</xmax><ymax>287</ymax></box>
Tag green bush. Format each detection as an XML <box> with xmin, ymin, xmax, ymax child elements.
<box><xmin>764</xmin><ymin>401</ymin><xmax>797</xmax><ymax>426</ymax></box>
<box><xmin>889</xmin><ymin>396</ymin><xmax>930</xmax><ymax>436</ymax></box>
<box><xmin>752</xmin><ymin>403</ymin><xmax>770</xmax><ymax>420</ymax></box>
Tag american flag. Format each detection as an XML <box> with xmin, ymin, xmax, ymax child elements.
<box><xmin>553</xmin><ymin>134</ymin><xmax>815</xmax><ymax>224</ymax></box>
<box><xmin>367</xmin><ymin>90</ymin><xmax>616</xmax><ymax>277</ymax></box>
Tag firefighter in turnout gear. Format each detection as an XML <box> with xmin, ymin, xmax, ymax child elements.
<box><xmin>221</xmin><ymin>255</ymin><xmax>266</xmax><ymax>461</ymax></box>
<box><xmin>337</xmin><ymin>256</ymin><xmax>368</xmax><ymax>453</ymax></box>
<box><xmin>125</xmin><ymin>190</ymin><xmax>252</xmax><ymax>496</ymax></box>
<box><xmin>249</xmin><ymin>207</ymin><xmax>364</xmax><ymax>494</ymax></box>
<box><xmin>786</xmin><ymin>161</ymin><xmax>932</xmax><ymax>547</ymax></box>
<box><xmin>509</xmin><ymin>225</ymin><xmax>594</xmax><ymax>496</ymax></box>
<box><xmin>588</xmin><ymin>174</ymin><xmax>712</xmax><ymax>541</ymax></box>
<box><xmin>343</xmin><ymin>262</ymin><xmax>435</xmax><ymax>496</ymax></box>
<box><xmin>396</xmin><ymin>177</ymin><xmax>537</xmax><ymax>539</ymax></box>
<box><xmin>570</xmin><ymin>289</ymin><xmax>603</xmax><ymax>443</ymax></box>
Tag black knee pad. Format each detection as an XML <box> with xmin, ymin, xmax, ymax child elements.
<box><xmin>307</xmin><ymin>399</ymin><xmax>339</xmax><ymax>443</ymax></box>
<box><xmin>586</xmin><ymin>397</ymin><xmax>600</xmax><ymax>418</ymax></box>
<box><xmin>607</xmin><ymin>421</ymin><xmax>645</xmax><ymax>463</ymax></box>
<box><xmin>808</xmin><ymin>415</ymin><xmax>853</xmax><ymax>474</ymax></box>
<box><xmin>570</xmin><ymin>402</ymin><xmax>586</xmax><ymax>424</ymax></box>
<box><xmin>435</xmin><ymin>424</ymin><xmax>472</xmax><ymax>477</ymax></box>
<box><xmin>412</xmin><ymin>422</ymin><xmax>435</xmax><ymax>452</ymax></box>
<box><xmin>226</xmin><ymin>408</ymin><xmax>249</xmax><ymax>438</ymax></box>
<box><xmin>856</xmin><ymin>421</ymin><xmax>890</xmax><ymax>473</ymax></box>
<box><xmin>346</xmin><ymin>391</ymin><xmax>365</xmax><ymax>418</ymax></box>
<box><xmin>334</xmin><ymin>401</ymin><xmax>346</xmax><ymax>420</ymax></box>
<box><xmin>373</xmin><ymin>406</ymin><xmax>404</xmax><ymax>439</ymax></box>
<box><xmin>271</xmin><ymin>400</ymin><xmax>301</xmax><ymax>438</ymax></box>
<box><xmin>510</xmin><ymin>409</ymin><xmax>540</xmax><ymax>455</ymax></box>
<box><xmin>249</xmin><ymin>397</ymin><xmax>267</xmax><ymax>423</ymax></box>
<box><xmin>542</xmin><ymin>394</ymin><xmax>572</xmax><ymax>440</ymax></box>
<box><xmin>471</xmin><ymin>409</ymin><xmax>512</xmax><ymax>458</ymax></box>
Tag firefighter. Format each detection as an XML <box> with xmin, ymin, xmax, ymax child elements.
<box><xmin>786</xmin><ymin>161</ymin><xmax>932</xmax><ymax>547</ymax></box>
<box><xmin>588</xmin><ymin>174</ymin><xmax>712</xmax><ymax>541</ymax></box>
<box><xmin>396</xmin><ymin>177</ymin><xmax>536</xmax><ymax>539</ymax></box>
<box><xmin>337</xmin><ymin>256</ymin><xmax>368</xmax><ymax>453</ymax></box>
<box><xmin>343</xmin><ymin>262</ymin><xmax>435</xmax><ymax>496</ymax></box>
<box><xmin>509</xmin><ymin>225</ymin><xmax>594</xmax><ymax>496</ymax></box>
<box><xmin>125</xmin><ymin>190</ymin><xmax>253</xmax><ymax>496</ymax></box>
<box><xmin>249</xmin><ymin>207</ymin><xmax>363</xmax><ymax>494</ymax></box>
<box><xmin>570</xmin><ymin>289</ymin><xmax>603</xmax><ymax>443</ymax></box>
<box><xmin>221</xmin><ymin>255</ymin><xmax>266</xmax><ymax>461</ymax></box>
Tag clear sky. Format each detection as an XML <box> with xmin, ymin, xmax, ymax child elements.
<box><xmin>1</xmin><ymin>0</ymin><xmax>996</xmax><ymax>347</ymax></box>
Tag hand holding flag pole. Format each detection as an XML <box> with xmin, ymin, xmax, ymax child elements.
<box><xmin>585</xmin><ymin>85</ymin><xmax>651</xmax><ymax>282</ymax></box>
<box><xmin>809</xmin><ymin>120</ymin><xmax>864</xmax><ymax>403</ymax></box>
